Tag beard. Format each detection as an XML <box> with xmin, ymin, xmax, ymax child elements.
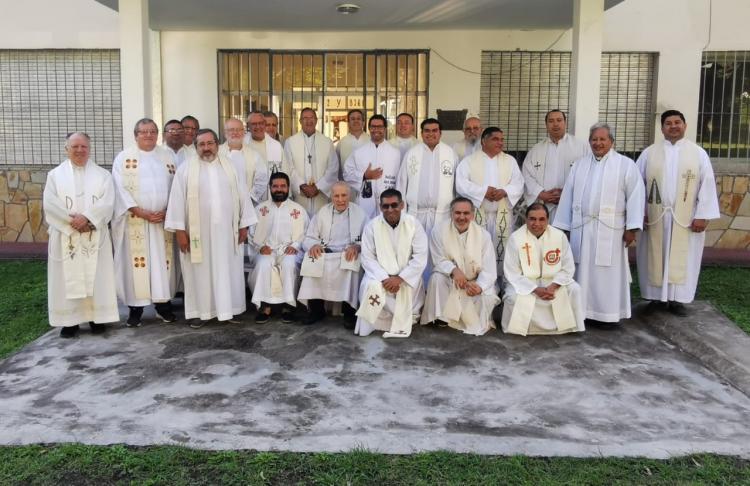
<box><xmin>271</xmin><ymin>191</ymin><xmax>288</xmax><ymax>202</ymax></box>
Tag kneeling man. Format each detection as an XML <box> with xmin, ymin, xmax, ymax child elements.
<box><xmin>298</xmin><ymin>181</ymin><xmax>367</xmax><ymax>327</ymax></box>
<box><xmin>501</xmin><ymin>203</ymin><xmax>584</xmax><ymax>336</ymax></box>
<box><xmin>421</xmin><ymin>197</ymin><xmax>500</xmax><ymax>335</ymax></box>
<box><xmin>355</xmin><ymin>189</ymin><xmax>428</xmax><ymax>338</ymax></box>
<box><xmin>249</xmin><ymin>172</ymin><xmax>309</xmax><ymax>323</ymax></box>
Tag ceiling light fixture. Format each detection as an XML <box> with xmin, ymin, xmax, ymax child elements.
<box><xmin>336</xmin><ymin>3</ymin><xmax>360</xmax><ymax>14</ymax></box>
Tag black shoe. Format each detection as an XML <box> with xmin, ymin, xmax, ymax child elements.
<box><xmin>89</xmin><ymin>322</ymin><xmax>106</xmax><ymax>334</ymax></box>
<box><xmin>60</xmin><ymin>325</ymin><xmax>79</xmax><ymax>338</ymax></box>
<box><xmin>646</xmin><ymin>300</ymin><xmax>669</xmax><ymax>313</ymax></box>
<box><xmin>342</xmin><ymin>303</ymin><xmax>357</xmax><ymax>329</ymax></box>
<box><xmin>255</xmin><ymin>307</ymin><xmax>271</xmax><ymax>324</ymax></box>
<box><xmin>282</xmin><ymin>310</ymin><xmax>297</xmax><ymax>324</ymax></box>
<box><xmin>155</xmin><ymin>309</ymin><xmax>178</xmax><ymax>323</ymax></box>
<box><xmin>668</xmin><ymin>301</ymin><xmax>688</xmax><ymax>317</ymax></box>
<box><xmin>302</xmin><ymin>311</ymin><xmax>325</xmax><ymax>325</ymax></box>
<box><xmin>127</xmin><ymin>307</ymin><xmax>143</xmax><ymax>327</ymax></box>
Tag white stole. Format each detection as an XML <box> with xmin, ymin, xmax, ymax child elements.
<box><xmin>570</xmin><ymin>152</ymin><xmax>623</xmax><ymax>267</ymax></box>
<box><xmin>121</xmin><ymin>146</ymin><xmax>175</xmax><ymax>299</ymax></box>
<box><xmin>264</xmin><ymin>134</ymin><xmax>283</xmax><ymax>173</ymax></box>
<box><xmin>467</xmin><ymin>150</ymin><xmax>513</xmax><ymax>248</ymax></box>
<box><xmin>440</xmin><ymin>221</ymin><xmax>483</xmax><ymax>326</ymax></box>
<box><xmin>645</xmin><ymin>141</ymin><xmax>700</xmax><ymax>286</ymax></box>
<box><xmin>219</xmin><ymin>143</ymin><xmax>258</xmax><ymax>194</ymax></box>
<box><xmin>507</xmin><ymin>227</ymin><xmax>576</xmax><ymax>336</ymax></box>
<box><xmin>403</xmin><ymin>143</ymin><xmax>455</xmax><ymax>218</ymax></box>
<box><xmin>356</xmin><ymin>216</ymin><xmax>416</xmax><ymax>338</ymax></box>
<box><xmin>57</xmin><ymin>160</ymin><xmax>106</xmax><ymax>299</ymax></box>
<box><xmin>186</xmin><ymin>154</ymin><xmax>241</xmax><ymax>264</ymax></box>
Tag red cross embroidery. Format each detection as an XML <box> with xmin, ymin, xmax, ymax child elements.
<box><xmin>259</xmin><ymin>206</ymin><xmax>269</xmax><ymax>217</ymax></box>
<box><xmin>290</xmin><ymin>209</ymin><xmax>301</xmax><ymax>219</ymax></box>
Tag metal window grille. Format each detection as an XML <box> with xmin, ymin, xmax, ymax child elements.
<box><xmin>218</xmin><ymin>50</ymin><xmax>428</xmax><ymax>141</ymax></box>
<box><xmin>480</xmin><ymin>51</ymin><xmax>571</xmax><ymax>161</ymax></box>
<box><xmin>0</xmin><ymin>49</ymin><xmax>122</xmax><ymax>167</ymax></box>
<box><xmin>599</xmin><ymin>52</ymin><xmax>657</xmax><ymax>158</ymax></box>
<box><xmin>698</xmin><ymin>51</ymin><xmax>750</xmax><ymax>159</ymax></box>
<box><xmin>480</xmin><ymin>51</ymin><xmax>657</xmax><ymax>160</ymax></box>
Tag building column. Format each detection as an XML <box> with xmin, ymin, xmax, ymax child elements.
<box><xmin>569</xmin><ymin>0</ymin><xmax>604</xmax><ymax>140</ymax></box>
<box><xmin>119</xmin><ymin>0</ymin><xmax>152</xmax><ymax>143</ymax></box>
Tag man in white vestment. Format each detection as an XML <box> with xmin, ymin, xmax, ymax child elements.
<box><xmin>336</xmin><ymin>109</ymin><xmax>368</xmax><ymax>172</ymax></box>
<box><xmin>165</xmin><ymin>129</ymin><xmax>257</xmax><ymax>326</ymax></box>
<box><xmin>636</xmin><ymin>109</ymin><xmax>720</xmax><ymax>315</ymax></box>
<box><xmin>522</xmin><ymin>109</ymin><xmax>590</xmax><ymax>221</ymax></box>
<box><xmin>162</xmin><ymin>119</ymin><xmax>190</xmax><ymax>168</ymax></box>
<box><xmin>249</xmin><ymin>172</ymin><xmax>310</xmax><ymax>324</ymax></box>
<box><xmin>452</xmin><ymin>116</ymin><xmax>482</xmax><ymax>160</ymax></box>
<box><xmin>283</xmin><ymin>107</ymin><xmax>339</xmax><ymax>215</ymax></box>
<box><xmin>298</xmin><ymin>182</ymin><xmax>366</xmax><ymax>327</ymax></box>
<box><xmin>181</xmin><ymin>115</ymin><xmax>200</xmax><ymax>147</ymax></box>
<box><xmin>554</xmin><ymin>123</ymin><xmax>645</xmax><ymax>324</ymax></box>
<box><xmin>44</xmin><ymin>132</ymin><xmax>119</xmax><ymax>338</ymax></box>
<box><xmin>502</xmin><ymin>203</ymin><xmax>585</xmax><ymax>335</ymax></box>
<box><xmin>355</xmin><ymin>189</ymin><xmax>428</xmax><ymax>338</ymax></box>
<box><xmin>263</xmin><ymin>110</ymin><xmax>284</xmax><ymax>146</ymax></box>
<box><xmin>343</xmin><ymin>114</ymin><xmax>403</xmax><ymax>219</ymax></box>
<box><xmin>244</xmin><ymin>111</ymin><xmax>285</xmax><ymax>193</ymax></box>
<box><xmin>220</xmin><ymin>117</ymin><xmax>269</xmax><ymax>203</ymax></box>
<box><xmin>456</xmin><ymin>127</ymin><xmax>525</xmax><ymax>274</ymax></box>
<box><xmin>397</xmin><ymin>118</ymin><xmax>458</xmax><ymax>233</ymax></box>
<box><xmin>390</xmin><ymin>112</ymin><xmax>419</xmax><ymax>160</ymax></box>
<box><xmin>112</xmin><ymin>118</ymin><xmax>179</xmax><ymax>327</ymax></box>
<box><xmin>421</xmin><ymin>197</ymin><xmax>500</xmax><ymax>336</ymax></box>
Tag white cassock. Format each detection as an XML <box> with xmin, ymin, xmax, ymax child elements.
<box><xmin>249</xmin><ymin>199</ymin><xmax>309</xmax><ymax>307</ymax></box>
<box><xmin>355</xmin><ymin>213</ymin><xmax>428</xmax><ymax>337</ymax></box>
<box><xmin>220</xmin><ymin>143</ymin><xmax>269</xmax><ymax>204</ymax></box>
<box><xmin>635</xmin><ymin>139</ymin><xmax>719</xmax><ymax>303</ymax></box>
<box><xmin>554</xmin><ymin>150</ymin><xmax>645</xmax><ymax>322</ymax></box>
<box><xmin>501</xmin><ymin>225</ymin><xmax>585</xmax><ymax>335</ymax></box>
<box><xmin>455</xmin><ymin>150</ymin><xmax>525</xmax><ymax>269</ymax></box>
<box><xmin>452</xmin><ymin>139</ymin><xmax>480</xmax><ymax>160</ymax></box>
<box><xmin>421</xmin><ymin>221</ymin><xmax>500</xmax><ymax>336</ymax></box>
<box><xmin>343</xmin><ymin>141</ymin><xmax>403</xmax><ymax>219</ymax></box>
<box><xmin>165</xmin><ymin>156</ymin><xmax>257</xmax><ymax>321</ymax></box>
<box><xmin>244</xmin><ymin>134</ymin><xmax>285</xmax><ymax>201</ymax></box>
<box><xmin>522</xmin><ymin>134</ymin><xmax>590</xmax><ymax>221</ymax></box>
<box><xmin>111</xmin><ymin>146</ymin><xmax>177</xmax><ymax>307</ymax></box>
<box><xmin>397</xmin><ymin>142</ymin><xmax>458</xmax><ymax>232</ymax></box>
<box><xmin>44</xmin><ymin>159</ymin><xmax>119</xmax><ymax>327</ymax></box>
<box><xmin>298</xmin><ymin>202</ymin><xmax>367</xmax><ymax>309</ymax></box>
<box><xmin>164</xmin><ymin>144</ymin><xmax>190</xmax><ymax>168</ymax></box>
<box><xmin>390</xmin><ymin>136</ymin><xmax>419</xmax><ymax>160</ymax></box>
<box><xmin>284</xmin><ymin>131</ymin><xmax>340</xmax><ymax>215</ymax></box>
<box><xmin>336</xmin><ymin>132</ymin><xmax>369</xmax><ymax>174</ymax></box>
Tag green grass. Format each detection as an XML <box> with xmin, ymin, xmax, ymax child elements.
<box><xmin>2</xmin><ymin>261</ymin><xmax>750</xmax><ymax>484</ymax></box>
<box><xmin>0</xmin><ymin>445</ymin><xmax>748</xmax><ymax>485</ymax></box>
<box><xmin>0</xmin><ymin>260</ymin><xmax>48</xmax><ymax>359</ymax></box>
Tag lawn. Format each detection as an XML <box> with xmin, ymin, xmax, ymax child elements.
<box><xmin>1</xmin><ymin>260</ymin><xmax>749</xmax><ymax>484</ymax></box>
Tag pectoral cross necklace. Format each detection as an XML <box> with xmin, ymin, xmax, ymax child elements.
<box><xmin>304</xmin><ymin>134</ymin><xmax>315</xmax><ymax>167</ymax></box>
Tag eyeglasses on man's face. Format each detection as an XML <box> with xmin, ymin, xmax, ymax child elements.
<box><xmin>380</xmin><ymin>202</ymin><xmax>400</xmax><ymax>210</ymax></box>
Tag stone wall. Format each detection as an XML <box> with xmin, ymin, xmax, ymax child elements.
<box><xmin>1</xmin><ymin>167</ymin><xmax>749</xmax><ymax>250</ymax></box>
<box><xmin>707</xmin><ymin>174</ymin><xmax>750</xmax><ymax>249</ymax></box>
<box><xmin>0</xmin><ymin>169</ymin><xmax>48</xmax><ymax>243</ymax></box>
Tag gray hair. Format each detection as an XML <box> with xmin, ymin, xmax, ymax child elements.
<box><xmin>589</xmin><ymin>122</ymin><xmax>615</xmax><ymax>142</ymax></box>
<box><xmin>64</xmin><ymin>131</ymin><xmax>91</xmax><ymax>149</ymax></box>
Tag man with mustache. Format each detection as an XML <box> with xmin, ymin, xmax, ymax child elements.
<box><xmin>249</xmin><ymin>172</ymin><xmax>309</xmax><ymax>324</ymax></box>
<box><xmin>421</xmin><ymin>197</ymin><xmax>500</xmax><ymax>336</ymax></box>
<box><xmin>165</xmin><ymin>129</ymin><xmax>256</xmax><ymax>327</ymax></box>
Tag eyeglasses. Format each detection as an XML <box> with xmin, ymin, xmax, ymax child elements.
<box><xmin>137</xmin><ymin>130</ymin><xmax>158</xmax><ymax>135</ymax></box>
<box><xmin>166</xmin><ymin>128</ymin><xmax>184</xmax><ymax>134</ymax></box>
<box><xmin>369</xmin><ymin>124</ymin><xmax>385</xmax><ymax>130</ymax></box>
<box><xmin>380</xmin><ymin>202</ymin><xmax>401</xmax><ymax>210</ymax></box>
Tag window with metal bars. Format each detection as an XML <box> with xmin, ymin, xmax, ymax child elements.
<box><xmin>480</xmin><ymin>51</ymin><xmax>657</xmax><ymax>161</ymax></box>
<box><xmin>698</xmin><ymin>51</ymin><xmax>750</xmax><ymax>159</ymax></box>
<box><xmin>0</xmin><ymin>49</ymin><xmax>123</xmax><ymax>167</ymax></box>
<box><xmin>217</xmin><ymin>50</ymin><xmax>428</xmax><ymax>142</ymax></box>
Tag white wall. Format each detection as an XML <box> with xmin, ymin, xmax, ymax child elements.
<box><xmin>0</xmin><ymin>0</ymin><xmax>119</xmax><ymax>48</ymax></box>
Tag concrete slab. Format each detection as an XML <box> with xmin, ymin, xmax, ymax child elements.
<box><xmin>1</xmin><ymin>303</ymin><xmax>750</xmax><ymax>458</ymax></box>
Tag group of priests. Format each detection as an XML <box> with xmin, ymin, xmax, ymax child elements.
<box><xmin>44</xmin><ymin>107</ymin><xmax>719</xmax><ymax>339</ymax></box>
